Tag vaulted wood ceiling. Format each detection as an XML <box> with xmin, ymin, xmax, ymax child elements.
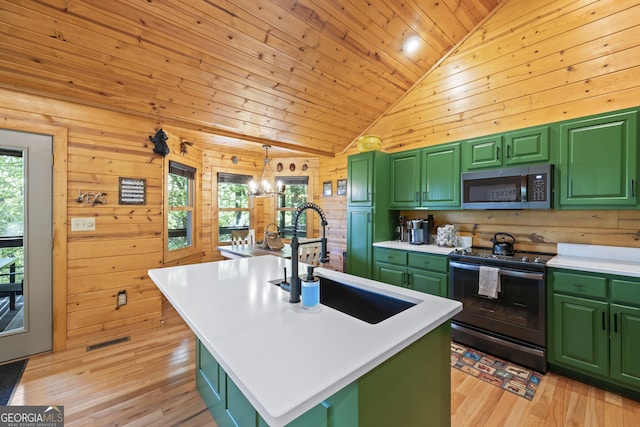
<box><xmin>0</xmin><ymin>0</ymin><xmax>500</xmax><ymax>156</ymax></box>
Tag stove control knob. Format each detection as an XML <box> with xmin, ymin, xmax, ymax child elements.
<box><xmin>533</xmin><ymin>257</ymin><xmax>542</xmax><ymax>264</ymax></box>
<box><xmin>521</xmin><ymin>256</ymin><xmax>529</xmax><ymax>262</ymax></box>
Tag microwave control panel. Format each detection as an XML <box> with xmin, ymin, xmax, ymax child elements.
<box><xmin>528</xmin><ymin>173</ymin><xmax>548</xmax><ymax>201</ymax></box>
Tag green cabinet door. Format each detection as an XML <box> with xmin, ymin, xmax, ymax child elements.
<box><xmin>610</xmin><ymin>303</ymin><xmax>640</xmax><ymax>389</ymax></box>
<box><xmin>421</xmin><ymin>143</ymin><xmax>461</xmax><ymax>208</ymax></box>
<box><xmin>559</xmin><ymin>110</ymin><xmax>638</xmax><ymax>207</ymax></box>
<box><xmin>504</xmin><ymin>125</ymin><xmax>551</xmax><ymax>166</ymax></box>
<box><xmin>390</xmin><ymin>150</ymin><xmax>421</xmax><ymax>208</ymax></box>
<box><xmin>408</xmin><ymin>268</ymin><xmax>447</xmax><ymax>297</ymax></box>
<box><xmin>346</xmin><ymin>208</ymin><xmax>373</xmax><ymax>278</ymax></box>
<box><xmin>375</xmin><ymin>262</ymin><xmax>407</xmax><ymax>287</ymax></box>
<box><xmin>462</xmin><ymin>134</ymin><xmax>503</xmax><ymax>170</ymax></box>
<box><xmin>348</xmin><ymin>152</ymin><xmax>374</xmax><ymax>206</ymax></box>
<box><xmin>552</xmin><ymin>294</ymin><xmax>609</xmax><ymax>377</ymax></box>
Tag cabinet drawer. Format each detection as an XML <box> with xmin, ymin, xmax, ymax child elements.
<box><xmin>611</xmin><ymin>279</ymin><xmax>640</xmax><ymax>307</ymax></box>
<box><xmin>407</xmin><ymin>252</ymin><xmax>448</xmax><ymax>272</ymax></box>
<box><xmin>552</xmin><ymin>271</ymin><xmax>607</xmax><ymax>299</ymax></box>
<box><xmin>374</xmin><ymin>248</ymin><xmax>407</xmax><ymax>265</ymax></box>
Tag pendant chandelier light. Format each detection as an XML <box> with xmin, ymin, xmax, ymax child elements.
<box><xmin>249</xmin><ymin>145</ymin><xmax>284</xmax><ymax>197</ymax></box>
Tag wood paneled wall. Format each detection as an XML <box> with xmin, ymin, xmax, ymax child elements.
<box><xmin>0</xmin><ymin>88</ymin><xmax>322</xmax><ymax>350</ymax></box>
<box><xmin>319</xmin><ymin>0</ymin><xmax>640</xmax><ymax>264</ymax></box>
<box><xmin>201</xmin><ymin>150</ymin><xmax>321</xmax><ymax>263</ymax></box>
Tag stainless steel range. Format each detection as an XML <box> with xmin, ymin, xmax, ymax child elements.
<box><xmin>448</xmin><ymin>247</ymin><xmax>555</xmax><ymax>372</ymax></box>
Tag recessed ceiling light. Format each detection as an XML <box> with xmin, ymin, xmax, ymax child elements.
<box><xmin>403</xmin><ymin>35</ymin><xmax>420</xmax><ymax>54</ymax></box>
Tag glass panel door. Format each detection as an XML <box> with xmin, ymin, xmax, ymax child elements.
<box><xmin>0</xmin><ymin>129</ymin><xmax>52</xmax><ymax>362</ymax></box>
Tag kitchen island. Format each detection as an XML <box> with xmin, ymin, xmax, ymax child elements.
<box><xmin>149</xmin><ymin>256</ymin><xmax>462</xmax><ymax>427</ymax></box>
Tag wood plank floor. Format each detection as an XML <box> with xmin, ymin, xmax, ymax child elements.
<box><xmin>9</xmin><ymin>303</ymin><xmax>640</xmax><ymax>426</ymax></box>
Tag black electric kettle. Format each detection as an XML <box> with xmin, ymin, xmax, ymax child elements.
<box><xmin>491</xmin><ymin>232</ymin><xmax>516</xmax><ymax>256</ymax></box>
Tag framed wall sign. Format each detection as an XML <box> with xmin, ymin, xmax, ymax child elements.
<box><xmin>323</xmin><ymin>181</ymin><xmax>332</xmax><ymax>196</ymax></box>
<box><xmin>337</xmin><ymin>179</ymin><xmax>347</xmax><ymax>195</ymax></box>
<box><xmin>119</xmin><ymin>177</ymin><xmax>146</xmax><ymax>204</ymax></box>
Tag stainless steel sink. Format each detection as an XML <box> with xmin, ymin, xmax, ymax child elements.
<box><xmin>318</xmin><ymin>277</ymin><xmax>416</xmax><ymax>324</ymax></box>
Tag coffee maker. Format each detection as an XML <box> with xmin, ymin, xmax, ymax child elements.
<box><xmin>408</xmin><ymin>219</ymin><xmax>424</xmax><ymax>245</ymax></box>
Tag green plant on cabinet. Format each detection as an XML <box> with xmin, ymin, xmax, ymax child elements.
<box><xmin>461</xmin><ymin>125</ymin><xmax>551</xmax><ymax>171</ymax></box>
<box><xmin>373</xmin><ymin>247</ymin><xmax>448</xmax><ymax>298</ymax></box>
<box><xmin>558</xmin><ymin>109</ymin><xmax>638</xmax><ymax>208</ymax></box>
<box><xmin>548</xmin><ymin>269</ymin><xmax>640</xmax><ymax>396</ymax></box>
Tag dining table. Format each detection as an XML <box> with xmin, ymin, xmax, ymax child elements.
<box><xmin>217</xmin><ymin>244</ymin><xmax>292</xmax><ymax>260</ymax></box>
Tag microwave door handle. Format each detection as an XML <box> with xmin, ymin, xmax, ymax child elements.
<box><xmin>521</xmin><ymin>175</ymin><xmax>527</xmax><ymax>202</ymax></box>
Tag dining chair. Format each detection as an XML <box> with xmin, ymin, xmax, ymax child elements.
<box><xmin>298</xmin><ymin>239</ymin><xmax>322</xmax><ymax>266</ymax></box>
<box><xmin>231</xmin><ymin>229</ymin><xmax>255</xmax><ymax>246</ymax></box>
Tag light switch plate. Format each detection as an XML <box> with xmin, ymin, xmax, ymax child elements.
<box><xmin>71</xmin><ymin>217</ymin><xmax>96</xmax><ymax>231</ymax></box>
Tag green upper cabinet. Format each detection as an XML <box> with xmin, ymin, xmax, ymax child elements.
<box><xmin>462</xmin><ymin>126</ymin><xmax>551</xmax><ymax>171</ymax></box>
<box><xmin>558</xmin><ymin>109</ymin><xmax>638</xmax><ymax>208</ymax></box>
<box><xmin>347</xmin><ymin>152</ymin><xmax>374</xmax><ymax>206</ymax></box>
<box><xmin>421</xmin><ymin>143</ymin><xmax>461</xmax><ymax>208</ymax></box>
<box><xmin>504</xmin><ymin>125</ymin><xmax>551</xmax><ymax>166</ymax></box>
<box><xmin>390</xmin><ymin>143</ymin><xmax>461</xmax><ymax>209</ymax></box>
<box><xmin>462</xmin><ymin>134</ymin><xmax>504</xmax><ymax>170</ymax></box>
<box><xmin>390</xmin><ymin>150</ymin><xmax>421</xmax><ymax>208</ymax></box>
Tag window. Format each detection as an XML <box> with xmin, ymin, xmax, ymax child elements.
<box><xmin>277</xmin><ymin>176</ymin><xmax>308</xmax><ymax>238</ymax></box>
<box><xmin>218</xmin><ymin>173</ymin><xmax>251</xmax><ymax>242</ymax></box>
<box><xmin>168</xmin><ymin>161</ymin><xmax>196</xmax><ymax>251</ymax></box>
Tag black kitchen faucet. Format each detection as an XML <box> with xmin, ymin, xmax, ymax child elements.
<box><xmin>289</xmin><ymin>202</ymin><xmax>329</xmax><ymax>303</ymax></box>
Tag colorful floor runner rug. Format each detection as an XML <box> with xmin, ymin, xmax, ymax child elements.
<box><xmin>451</xmin><ymin>342</ymin><xmax>542</xmax><ymax>400</ymax></box>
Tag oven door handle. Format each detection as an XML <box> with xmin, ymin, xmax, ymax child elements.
<box><xmin>449</xmin><ymin>261</ymin><xmax>544</xmax><ymax>281</ymax></box>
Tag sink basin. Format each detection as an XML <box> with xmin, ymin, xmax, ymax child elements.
<box><xmin>267</xmin><ymin>276</ymin><xmax>417</xmax><ymax>324</ymax></box>
<box><xmin>318</xmin><ymin>277</ymin><xmax>416</xmax><ymax>324</ymax></box>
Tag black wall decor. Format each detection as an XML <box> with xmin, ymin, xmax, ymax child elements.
<box><xmin>149</xmin><ymin>129</ymin><xmax>169</xmax><ymax>156</ymax></box>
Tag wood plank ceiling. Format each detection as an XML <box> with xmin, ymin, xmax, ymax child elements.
<box><xmin>0</xmin><ymin>0</ymin><xmax>500</xmax><ymax>156</ymax></box>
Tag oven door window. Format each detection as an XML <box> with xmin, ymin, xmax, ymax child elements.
<box><xmin>451</xmin><ymin>265</ymin><xmax>545</xmax><ymax>346</ymax></box>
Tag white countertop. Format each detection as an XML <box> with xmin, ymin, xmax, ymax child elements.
<box><xmin>547</xmin><ymin>243</ymin><xmax>640</xmax><ymax>278</ymax></box>
<box><xmin>373</xmin><ymin>237</ymin><xmax>471</xmax><ymax>255</ymax></box>
<box><xmin>149</xmin><ymin>256</ymin><xmax>461</xmax><ymax>427</ymax></box>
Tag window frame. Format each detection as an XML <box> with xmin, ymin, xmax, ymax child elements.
<box><xmin>217</xmin><ymin>172</ymin><xmax>252</xmax><ymax>244</ymax></box>
<box><xmin>276</xmin><ymin>176</ymin><xmax>309</xmax><ymax>239</ymax></box>
<box><xmin>164</xmin><ymin>158</ymin><xmax>200</xmax><ymax>263</ymax></box>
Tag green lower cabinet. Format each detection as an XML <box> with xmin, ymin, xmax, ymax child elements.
<box><xmin>196</xmin><ymin>323</ymin><xmax>452</xmax><ymax>426</ymax></box>
<box><xmin>373</xmin><ymin>247</ymin><xmax>449</xmax><ymax>297</ymax></box>
<box><xmin>375</xmin><ymin>262</ymin><xmax>406</xmax><ymax>287</ymax></box>
<box><xmin>196</xmin><ymin>339</ymin><xmax>358</xmax><ymax>427</ymax></box>
<box><xmin>552</xmin><ymin>294</ymin><xmax>609</xmax><ymax>377</ymax></box>
<box><xmin>409</xmin><ymin>268</ymin><xmax>448</xmax><ymax>297</ymax></box>
<box><xmin>549</xmin><ymin>268</ymin><xmax>640</xmax><ymax>397</ymax></box>
<box><xmin>609</xmin><ymin>303</ymin><xmax>640</xmax><ymax>389</ymax></box>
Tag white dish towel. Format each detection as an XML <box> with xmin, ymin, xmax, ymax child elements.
<box><xmin>478</xmin><ymin>266</ymin><xmax>501</xmax><ymax>298</ymax></box>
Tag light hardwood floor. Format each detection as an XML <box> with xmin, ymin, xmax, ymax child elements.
<box><xmin>10</xmin><ymin>303</ymin><xmax>640</xmax><ymax>426</ymax></box>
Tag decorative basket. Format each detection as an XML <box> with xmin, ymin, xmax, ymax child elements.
<box><xmin>260</xmin><ymin>223</ymin><xmax>284</xmax><ymax>251</ymax></box>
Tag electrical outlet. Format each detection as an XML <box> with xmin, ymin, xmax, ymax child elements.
<box><xmin>71</xmin><ymin>217</ymin><xmax>96</xmax><ymax>231</ymax></box>
<box><xmin>117</xmin><ymin>290</ymin><xmax>127</xmax><ymax>306</ymax></box>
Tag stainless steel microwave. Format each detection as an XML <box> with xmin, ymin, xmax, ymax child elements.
<box><xmin>461</xmin><ymin>164</ymin><xmax>553</xmax><ymax>209</ymax></box>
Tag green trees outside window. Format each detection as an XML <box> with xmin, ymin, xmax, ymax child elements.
<box><xmin>218</xmin><ymin>173</ymin><xmax>251</xmax><ymax>242</ymax></box>
<box><xmin>168</xmin><ymin>161</ymin><xmax>196</xmax><ymax>251</ymax></box>
<box><xmin>277</xmin><ymin>177</ymin><xmax>308</xmax><ymax>238</ymax></box>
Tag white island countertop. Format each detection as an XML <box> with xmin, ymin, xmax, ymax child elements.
<box><xmin>547</xmin><ymin>243</ymin><xmax>640</xmax><ymax>278</ymax></box>
<box><xmin>149</xmin><ymin>256</ymin><xmax>462</xmax><ymax>427</ymax></box>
